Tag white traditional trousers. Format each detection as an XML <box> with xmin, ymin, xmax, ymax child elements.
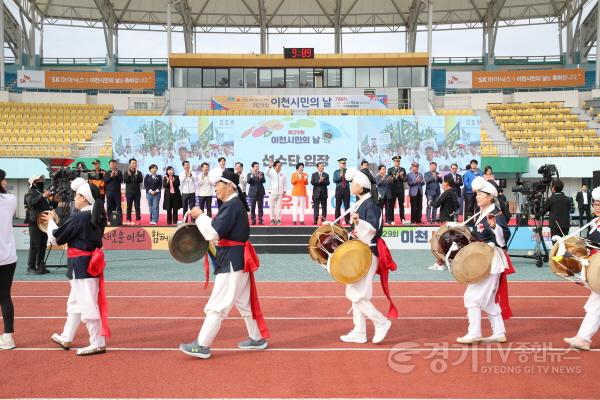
<box><xmin>197</xmin><ymin>267</ymin><xmax>261</xmax><ymax>347</ymax></box>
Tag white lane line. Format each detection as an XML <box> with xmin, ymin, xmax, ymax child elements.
<box><xmin>14</xmin><ymin>316</ymin><xmax>586</xmax><ymax>320</ymax></box>
<box><xmin>11</xmin><ymin>347</ymin><xmax>600</xmax><ymax>352</ymax></box>
<box><xmin>12</xmin><ymin>295</ymin><xmax>589</xmax><ymax>299</ymax></box>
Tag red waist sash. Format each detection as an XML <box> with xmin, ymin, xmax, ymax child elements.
<box><xmin>375</xmin><ymin>238</ymin><xmax>398</xmax><ymax>319</ymax></box>
<box><xmin>206</xmin><ymin>239</ymin><xmax>270</xmax><ymax>339</ymax></box>
<box><xmin>495</xmin><ymin>250</ymin><xmax>516</xmax><ymax>320</ymax></box>
<box><xmin>67</xmin><ymin>247</ymin><xmax>110</xmax><ymax>338</ymax></box>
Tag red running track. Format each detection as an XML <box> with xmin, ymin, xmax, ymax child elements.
<box><xmin>3</xmin><ymin>281</ymin><xmax>599</xmax><ymax>399</ymax></box>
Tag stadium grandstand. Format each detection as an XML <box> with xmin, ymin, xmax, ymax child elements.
<box><xmin>2</xmin><ymin>0</ymin><xmax>600</xmax><ymax>399</ymax></box>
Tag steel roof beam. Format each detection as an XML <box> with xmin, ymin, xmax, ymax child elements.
<box><xmin>175</xmin><ymin>0</ymin><xmax>194</xmax><ymax>52</ymax></box>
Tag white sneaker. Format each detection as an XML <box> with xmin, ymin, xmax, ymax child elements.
<box><xmin>456</xmin><ymin>335</ymin><xmax>483</xmax><ymax>344</ymax></box>
<box><xmin>150</xmin><ymin>221</ymin><xmax>157</xmax><ymax>225</ymax></box>
<box><xmin>428</xmin><ymin>263</ymin><xmax>445</xmax><ymax>271</ymax></box>
<box><xmin>76</xmin><ymin>344</ymin><xmax>107</xmax><ymax>356</ymax></box>
<box><xmin>0</xmin><ymin>336</ymin><xmax>15</xmax><ymax>350</ymax></box>
<box><xmin>372</xmin><ymin>320</ymin><xmax>392</xmax><ymax>344</ymax></box>
<box><xmin>340</xmin><ymin>330</ymin><xmax>367</xmax><ymax>343</ymax></box>
<box><xmin>482</xmin><ymin>334</ymin><xmax>507</xmax><ymax>343</ymax></box>
<box><xmin>177</xmin><ymin>221</ymin><xmax>183</xmax><ymax>225</ymax></box>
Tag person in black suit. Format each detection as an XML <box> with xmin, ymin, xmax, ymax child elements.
<box><xmin>104</xmin><ymin>159</ymin><xmax>123</xmax><ymax>225</ymax></box>
<box><xmin>538</xmin><ymin>179</ymin><xmax>572</xmax><ymax>243</ymax></box>
<box><xmin>247</xmin><ymin>161</ymin><xmax>266</xmax><ymax>225</ymax></box>
<box><xmin>333</xmin><ymin>158</ymin><xmax>350</xmax><ymax>225</ymax></box>
<box><xmin>360</xmin><ymin>159</ymin><xmax>378</xmax><ymax>203</ymax></box>
<box><xmin>163</xmin><ymin>166</ymin><xmax>182</xmax><ymax>225</ymax></box>
<box><xmin>430</xmin><ymin>175</ymin><xmax>459</xmax><ymax>222</ymax></box>
<box><xmin>576</xmin><ymin>185</ymin><xmax>592</xmax><ymax>227</ymax></box>
<box><xmin>123</xmin><ymin>158</ymin><xmax>143</xmax><ymax>225</ymax></box>
<box><xmin>445</xmin><ymin>163</ymin><xmax>463</xmax><ymax>216</ymax></box>
<box><xmin>311</xmin><ymin>162</ymin><xmax>330</xmax><ymax>224</ymax></box>
<box><xmin>375</xmin><ymin>165</ymin><xmax>393</xmax><ymax>219</ymax></box>
<box><xmin>387</xmin><ymin>155</ymin><xmax>406</xmax><ymax>224</ymax></box>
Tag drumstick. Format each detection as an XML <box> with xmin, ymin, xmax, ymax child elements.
<box><xmin>556</xmin><ymin>217</ymin><xmax>600</xmax><ymax>243</ymax></box>
<box><xmin>328</xmin><ymin>194</ymin><xmax>371</xmax><ymax>225</ymax></box>
<box><xmin>457</xmin><ymin>210</ymin><xmax>482</xmax><ymax>227</ymax></box>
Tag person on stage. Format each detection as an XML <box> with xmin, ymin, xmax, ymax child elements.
<box><xmin>290</xmin><ymin>162</ymin><xmax>308</xmax><ymax>225</ymax></box>
<box><xmin>42</xmin><ymin>178</ymin><xmax>110</xmax><ymax>356</ymax></box>
<box><xmin>387</xmin><ymin>156</ymin><xmax>406</xmax><ymax>225</ymax></box>
<box><xmin>181</xmin><ymin>168</ymin><xmax>269</xmax><ymax>359</ymax></box>
<box><xmin>311</xmin><ymin>162</ymin><xmax>330</xmax><ymax>225</ymax></box>
<box><xmin>333</xmin><ymin>158</ymin><xmax>350</xmax><ymax>225</ymax></box>
<box><xmin>564</xmin><ymin>186</ymin><xmax>600</xmax><ymax>351</ymax></box>
<box><xmin>456</xmin><ymin>176</ymin><xmax>515</xmax><ymax>344</ymax></box>
<box><xmin>338</xmin><ymin>168</ymin><xmax>397</xmax><ymax>345</ymax></box>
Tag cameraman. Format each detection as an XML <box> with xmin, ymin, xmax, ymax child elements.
<box><xmin>538</xmin><ymin>179</ymin><xmax>572</xmax><ymax>242</ymax></box>
<box><xmin>24</xmin><ymin>175</ymin><xmax>52</xmax><ymax>274</ymax></box>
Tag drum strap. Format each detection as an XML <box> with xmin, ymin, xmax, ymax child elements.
<box><xmin>214</xmin><ymin>239</ymin><xmax>270</xmax><ymax>339</ymax></box>
<box><xmin>495</xmin><ymin>251</ymin><xmax>516</xmax><ymax>320</ymax></box>
<box><xmin>376</xmin><ymin>238</ymin><xmax>398</xmax><ymax>318</ymax></box>
<box><xmin>67</xmin><ymin>247</ymin><xmax>110</xmax><ymax>338</ymax></box>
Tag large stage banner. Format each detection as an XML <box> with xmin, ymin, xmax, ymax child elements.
<box><xmin>357</xmin><ymin>115</ymin><xmax>481</xmax><ymax>174</ymax></box>
<box><xmin>211</xmin><ymin>95</ymin><xmax>388</xmax><ymax>110</ymax></box>
<box><xmin>111</xmin><ymin>115</ymin><xmax>479</xmax><ymax>214</ymax></box>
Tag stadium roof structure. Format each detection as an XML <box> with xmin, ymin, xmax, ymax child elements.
<box><xmin>1</xmin><ymin>0</ymin><xmax>597</xmax><ymax>67</ymax></box>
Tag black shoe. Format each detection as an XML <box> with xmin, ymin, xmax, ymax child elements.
<box><xmin>258</xmin><ymin>220</ymin><xmax>264</xmax><ymax>225</ymax></box>
<box><xmin>251</xmin><ymin>219</ymin><xmax>256</xmax><ymax>225</ymax></box>
<box><xmin>33</xmin><ymin>269</ymin><xmax>45</xmax><ymax>275</ymax></box>
<box><xmin>293</xmin><ymin>221</ymin><xmax>297</xmax><ymax>225</ymax></box>
<box><xmin>26</xmin><ymin>268</ymin><xmax>37</xmax><ymax>275</ymax></box>
<box><xmin>313</xmin><ymin>220</ymin><xmax>318</xmax><ymax>225</ymax></box>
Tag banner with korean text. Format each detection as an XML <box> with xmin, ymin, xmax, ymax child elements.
<box><xmin>211</xmin><ymin>95</ymin><xmax>388</xmax><ymax>110</ymax></box>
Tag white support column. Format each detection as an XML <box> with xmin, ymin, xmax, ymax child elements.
<box><xmin>40</xmin><ymin>20</ymin><xmax>44</xmax><ymax>59</ymax></box>
<box><xmin>596</xmin><ymin>2</ymin><xmax>600</xmax><ymax>88</ymax></box>
<box><xmin>167</xmin><ymin>0</ymin><xmax>172</xmax><ymax>90</ymax></box>
<box><xmin>427</xmin><ymin>0</ymin><xmax>432</xmax><ymax>90</ymax></box>
<box><xmin>558</xmin><ymin>19</ymin><xmax>563</xmax><ymax>62</ymax></box>
<box><xmin>115</xmin><ymin>25</ymin><xmax>119</xmax><ymax>60</ymax></box>
<box><xmin>0</xmin><ymin>3</ymin><xmax>4</xmax><ymax>89</ymax></box>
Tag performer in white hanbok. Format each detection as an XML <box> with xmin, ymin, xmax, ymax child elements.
<box><xmin>457</xmin><ymin>176</ymin><xmax>515</xmax><ymax>344</ymax></box>
<box><xmin>563</xmin><ymin>186</ymin><xmax>600</xmax><ymax>351</ymax></box>
<box><xmin>339</xmin><ymin>168</ymin><xmax>398</xmax><ymax>345</ymax></box>
<box><xmin>43</xmin><ymin>178</ymin><xmax>110</xmax><ymax>356</ymax></box>
<box><xmin>180</xmin><ymin>168</ymin><xmax>269</xmax><ymax>359</ymax></box>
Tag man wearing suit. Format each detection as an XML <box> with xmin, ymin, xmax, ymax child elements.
<box><xmin>424</xmin><ymin>161</ymin><xmax>443</xmax><ymax>223</ymax></box>
<box><xmin>576</xmin><ymin>185</ymin><xmax>592</xmax><ymax>227</ymax></box>
<box><xmin>538</xmin><ymin>179</ymin><xmax>572</xmax><ymax>243</ymax></box>
<box><xmin>406</xmin><ymin>162</ymin><xmax>425</xmax><ymax>224</ymax></box>
<box><xmin>333</xmin><ymin>158</ymin><xmax>350</xmax><ymax>225</ymax></box>
<box><xmin>387</xmin><ymin>155</ymin><xmax>407</xmax><ymax>225</ymax></box>
<box><xmin>311</xmin><ymin>162</ymin><xmax>330</xmax><ymax>224</ymax></box>
<box><xmin>123</xmin><ymin>158</ymin><xmax>144</xmax><ymax>225</ymax></box>
<box><xmin>375</xmin><ymin>165</ymin><xmax>393</xmax><ymax>222</ymax></box>
<box><xmin>360</xmin><ymin>160</ymin><xmax>378</xmax><ymax>203</ymax></box>
<box><xmin>104</xmin><ymin>159</ymin><xmax>123</xmax><ymax>225</ymax></box>
<box><xmin>445</xmin><ymin>163</ymin><xmax>463</xmax><ymax>216</ymax></box>
<box><xmin>247</xmin><ymin>161</ymin><xmax>266</xmax><ymax>225</ymax></box>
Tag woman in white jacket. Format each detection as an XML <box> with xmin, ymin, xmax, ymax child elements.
<box><xmin>0</xmin><ymin>169</ymin><xmax>18</xmax><ymax>350</ymax></box>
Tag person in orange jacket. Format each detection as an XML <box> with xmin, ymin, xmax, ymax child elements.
<box><xmin>290</xmin><ymin>163</ymin><xmax>308</xmax><ymax>225</ymax></box>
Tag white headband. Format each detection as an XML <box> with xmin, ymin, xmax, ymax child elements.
<box><xmin>345</xmin><ymin>167</ymin><xmax>370</xmax><ymax>189</ymax></box>
<box><xmin>71</xmin><ymin>178</ymin><xmax>95</xmax><ymax>205</ymax></box>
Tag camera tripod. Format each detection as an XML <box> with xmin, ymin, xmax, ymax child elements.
<box><xmin>507</xmin><ymin>214</ymin><xmax>549</xmax><ymax>268</ymax></box>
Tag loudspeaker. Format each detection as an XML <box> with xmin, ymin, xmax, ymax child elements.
<box><xmin>593</xmin><ymin>171</ymin><xmax>600</xmax><ymax>188</ymax></box>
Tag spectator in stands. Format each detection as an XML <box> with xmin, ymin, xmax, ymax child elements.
<box><xmin>576</xmin><ymin>185</ymin><xmax>593</xmax><ymax>227</ymax></box>
<box><xmin>407</xmin><ymin>162</ymin><xmax>425</xmax><ymax>224</ymax></box>
<box><xmin>144</xmin><ymin>164</ymin><xmax>162</xmax><ymax>225</ymax></box>
<box><xmin>180</xmin><ymin>161</ymin><xmax>196</xmax><ymax>220</ymax></box>
<box><xmin>424</xmin><ymin>161</ymin><xmax>443</xmax><ymax>223</ymax></box>
<box><xmin>538</xmin><ymin>179</ymin><xmax>572</xmax><ymax>243</ymax></box>
<box><xmin>0</xmin><ymin>169</ymin><xmax>18</xmax><ymax>349</ymax></box>
<box><xmin>124</xmin><ymin>158</ymin><xmax>143</xmax><ymax>225</ymax></box>
<box><xmin>247</xmin><ymin>161</ymin><xmax>266</xmax><ymax>225</ymax></box>
<box><xmin>445</xmin><ymin>163</ymin><xmax>463</xmax><ymax>217</ymax></box>
<box><xmin>462</xmin><ymin>159</ymin><xmax>483</xmax><ymax>221</ymax></box>
<box><xmin>311</xmin><ymin>162</ymin><xmax>330</xmax><ymax>225</ymax></box>
<box><xmin>87</xmin><ymin>160</ymin><xmax>106</xmax><ymax>201</ymax></box>
<box><xmin>291</xmin><ymin>162</ymin><xmax>309</xmax><ymax>225</ymax></box>
<box><xmin>104</xmin><ymin>159</ymin><xmax>123</xmax><ymax>225</ymax></box>
<box><xmin>267</xmin><ymin>160</ymin><xmax>286</xmax><ymax>225</ymax></box>
<box><xmin>196</xmin><ymin>162</ymin><xmax>213</xmax><ymax>218</ymax></box>
<box><xmin>24</xmin><ymin>175</ymin><xmax>52</xmax><ymax>274</ymax></box>
<box><xmin>163</xmin><ymin>166</ymin><xmax>182</xmax><ymax>225</ymax></box>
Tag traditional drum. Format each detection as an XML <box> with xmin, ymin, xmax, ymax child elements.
<box><xmin>549</xmin><ymin>237</ymin><xmax>589</xmax><ymax>278</ymax></box>
<box><xmin>168</xmin><ymin>215</ymin><xmax>209</xmax><ymax>263</ymax></box>
<box><xmin>37</xmin><ymin>210</ymin><xmax>60</xmax><ymax>233</ymax></box>
<box><xmin>308</xmin><ymin>223</ymin><xmax>371</xmax><ymax>284</ymax></box>
<box><xmin>451</xmin><ymin>242</ymin><xmax>494</xmax><ymax>284</ymax></box>
<box><xmin>430</xmin><ymin>221</ymin><xmax>493</xmax><ymax>284</ymax></box>
<box><xmin>431</xmin><ymin>224</ymin><xmax>474</xmax><ymax>262</ymax></box>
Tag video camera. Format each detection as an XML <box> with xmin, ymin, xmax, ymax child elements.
<box><xmin>511</xmin><ymin>164</ymin><xmax>559</xmax><ymax>217</ymax></box>
<box><xmin>47</xmin><ymin>166</ymin><xmax>88</xmax><ymax>199</ymax></box>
